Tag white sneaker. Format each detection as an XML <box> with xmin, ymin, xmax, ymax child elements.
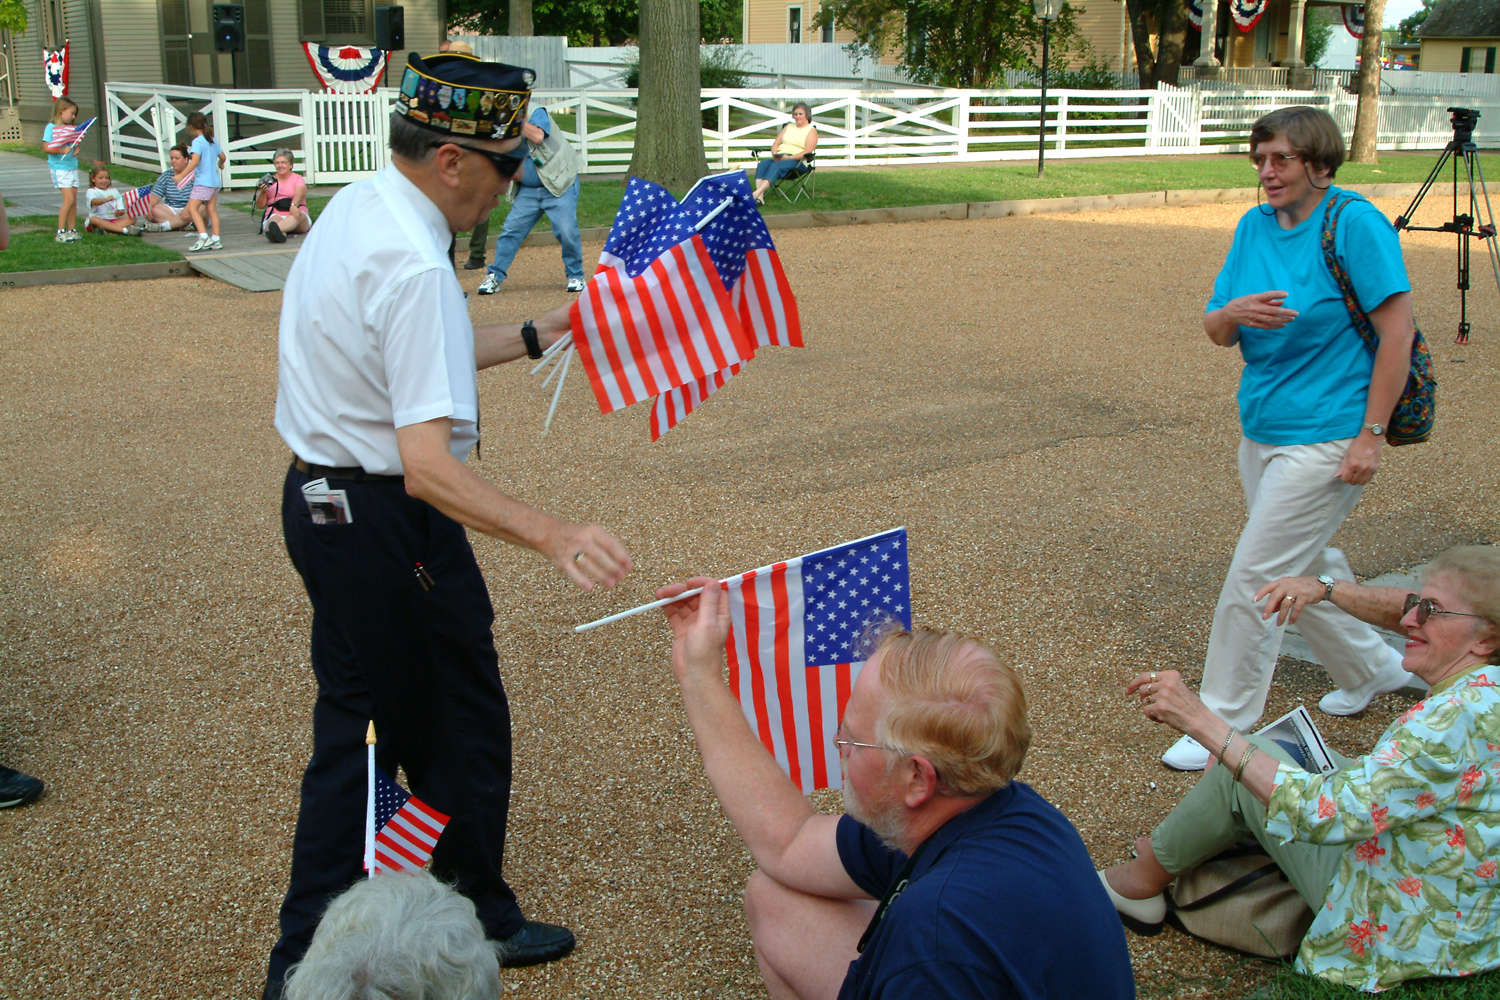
<box><xmin>1097</xmin><ymin>870</ymin><xmax>1165</xmax><ymax>935</ymax></box>
<box><xmin>1319</xmin><ymin>668</ymin><xmax>1420</xmax><ymax>717</ymax></box>
<box><xmin>566</xmin><ymin>278</ymin><xmax>586</xmax><ymax>292</ymax></box>
<box><xmin>55</xmin><ymin>230</ymin><xmax>69</xmax><ymax>243</ymax></box>
<box><xmin>208</xmin><ymin>236</ymin><xmax>223</xmax><ymax>250</ymax></box>
<box><xmin>477</xmin><ymin>274</ymin><xmax>501</xmax><ymax>295</ymax></box>
<box><xmin>144</xmin><ymin>220</ymin><xmax>170</xmax><ymax>232</ymax></box>
<box><xmin>189</xmin><ymin>234</ymin><xmax>211</xmax><ymax>252</ymax></box>
<box><xmin>63</xmin><ymin>229</ymin><xmax>81</xmax><ymax>242</ymax></box>
<box><xmin>1161</xmin><ymin>734</ymin><xmax>1212</xmax><ymax>771</ymax></box>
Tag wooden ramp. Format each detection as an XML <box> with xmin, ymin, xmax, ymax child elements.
<box><xmin>187</xmin><ymin>247</ymin><xmax>298</xmax><ymax>291</ymax></box>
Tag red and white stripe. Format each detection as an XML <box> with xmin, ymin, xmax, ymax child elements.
<box><xmin>734</xmin><ymin>248</ymin><xmax>803</xmax><ymax>348</ymax></box>
<box><xmin>570</xmin><ymin>235</ymin><xmax>752</xmax><ymax>415</ymax></box>
<box><xmin>122</xmin><ymin>185</ymin><xmax>153</xmax><ymax>219</ymax></box>
<box><xmin>723</xmin><ymin>561</ymin><xmax>862</xmax><ymax>794</ymax></box>
<box><xmin>649</xmin><ymin>362</ymin><xmax>743</xmax><ymax>441</ymax></box>
<box><xmin>373</xmin><ymin>797</ymin><xmax>450</xmax><ymax>873</ymax></box>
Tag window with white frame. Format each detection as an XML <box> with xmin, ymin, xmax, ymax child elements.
<box><xmin>788</xmin><ymin>5</ymin><xmax>802</xmax><ymax>43</ymax></box>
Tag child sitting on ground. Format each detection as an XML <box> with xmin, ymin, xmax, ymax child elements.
<box><xmin>84</xmin><ymin>164</ymin><xmax>160</xmax><ymax>236</ymax></box>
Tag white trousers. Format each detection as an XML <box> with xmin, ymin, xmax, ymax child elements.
<box><xmin>1198</xmin><ymin>437</ymin><xmax>1408</xmax><ymax>731</ymax></box>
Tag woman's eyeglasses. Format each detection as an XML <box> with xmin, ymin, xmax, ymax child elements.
<box><xmin>1404</xmin><ymin>593</ymin><xmax>1489</xmax><ymax>626</ymax></box>
<box><xmin>1249</xmin><ymin>152</ymin><xmax>1303</xmax><ymax>170</ymax></box>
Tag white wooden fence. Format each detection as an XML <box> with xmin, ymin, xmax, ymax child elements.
<box><xmin>105</xmin><ymin>81</ymin><xmax>1500</xmax><ymax>189</ymax></box>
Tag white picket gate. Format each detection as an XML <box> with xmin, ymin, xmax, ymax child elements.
<box><xmin>105</xmin><ymin>81</ymin><xmax>1500</xmax><ymax>189</ymax></box>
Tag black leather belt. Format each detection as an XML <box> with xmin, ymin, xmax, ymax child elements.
<box><xmin>293</xmin><ymin>457</ymin><xmax>404</xmax><ymax>483</ymax></box>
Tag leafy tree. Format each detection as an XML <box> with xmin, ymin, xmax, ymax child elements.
<box><xmin>1123</xmin><ymin>0</ymin><xmax>1194</xmax><ymax>87</ymax></box>
<box><xmin>445</xmin><ymin>0</ymin><xmax>739</xmax><ymax>45</ymax></box>
<box><xmin>1396</xmin><ymin>0</ymin><xmax>1437</xmax><ymax>43</ymax></box>
<box><xmin>1303</xmin><ymin>7</ymin><xmax>1335</xmax><ymax>68</ymax></box>
<box><xmin>627</xmin><ymin>0</ymin><xmax>708</xmax><ymax>191</ymax></box>
<box><xmin>1349</xmin><ymin>0</ymin><xmax>1387</xmax><ymax>163</ymax></box>
<box><xmin>0</xmin><ymin>0</ymin><xmax>27</xmax><ymax>33</ymax></box>
<box><xmin>813</xmin><ymin>0</ymin><xmax>1089</xmax><ymax>89</ymax></box>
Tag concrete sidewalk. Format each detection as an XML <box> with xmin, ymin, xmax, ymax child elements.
<box><xmin>0</xmin><ymin>148</ymin><xmax>73</xmax><ymax>218</ymax></box>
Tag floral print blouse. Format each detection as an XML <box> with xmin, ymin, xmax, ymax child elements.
<box><xmin>1265</xmin><ymin>664</ymin><xmax>1500</xmax><ymax>991</ymax></box>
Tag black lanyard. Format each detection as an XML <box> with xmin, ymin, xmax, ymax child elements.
<box><xmin>856</xmin><ymin>842</ymin><xmax>926</xmax><ymax>954</ymax></box>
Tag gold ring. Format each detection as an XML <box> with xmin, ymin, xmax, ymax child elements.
<box><xmin>1150</xmin><ymin>672</ymin><xmax>1157</xmax><ymax>684</ymax></box>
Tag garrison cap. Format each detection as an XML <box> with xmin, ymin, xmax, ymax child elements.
<box><xmin>396</xmin><ymin>52</ymin><xmax>534</xmax><ymax>141</ymax></box>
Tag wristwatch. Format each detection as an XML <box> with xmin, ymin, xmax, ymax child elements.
<box><xmin>1362</xmin><ymin>422</ymin><xmax>1386</xmax><ymax>437</ymax></box>
<box><xmin>520</xmin><ymin>320</ymin><xmax>543</xmax><ymax>360</ymax></box>
<box><xmin>1317</xmin><ymin>574</ymin><xmax>1337</xmax><ymax>602</ymax></box>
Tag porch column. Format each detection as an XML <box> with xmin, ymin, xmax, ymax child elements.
<box><xmin>1285</xmin><ymin>0</ymin><xmax>1307</xmax><ymax>68</ymax></box>
<box><xmin>1194</xmin><ymin>0</ymin><xmax>1221</xmax><ymax>68</ymax></box>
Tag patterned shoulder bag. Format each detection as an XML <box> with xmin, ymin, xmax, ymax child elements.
<box><xmin>1321</xmin><ymin>193</ymin><xmax>1436</xmax><ymax>447</ymax></box>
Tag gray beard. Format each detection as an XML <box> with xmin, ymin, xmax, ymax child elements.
<box><xmin>842</xmin><ymin>764</ymin><xmax>908</xmax><ymax>853</ymax></box>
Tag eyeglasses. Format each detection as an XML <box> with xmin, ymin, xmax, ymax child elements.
<box><xmin>1249</xmin><ymin>152</ymin><xmax>1304</xmax><ymax>171</ymax></box>
<box><xmin>1404</xmin><ymin>593</ymin><xmax>1489</xmax><ymax>625</ymax></box>
<box><xmin>430</xmin><ymin>140</ymin><xmax>525</xmax><ymax>181</ymax></box>
<box><xmin>833</xmin><ymin>724</ymin><xmax>903</xmax><ymax>755</ymax></box>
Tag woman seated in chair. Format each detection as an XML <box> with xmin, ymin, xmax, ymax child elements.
<box><xmin>752</xmin><ymin>103</ymin><xmax>817</xmax><ymax>205</ymax></box>
<box><xmin>1097</xmin><ymin>545</ymin><xmax>1500</xmax><ymax>991</ymax></box>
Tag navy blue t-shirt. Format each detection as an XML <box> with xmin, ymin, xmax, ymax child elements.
<box><xmin>835</xmin><ymin>782</ymin><xmax>1135</xmax><ymax>1000</ymax></box>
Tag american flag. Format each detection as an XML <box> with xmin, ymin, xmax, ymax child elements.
<box><xmin>369</xmin><ymin>767</ymin><xmax>449</xmax><ymax>873</ymax></box>
<box><xmin>46</xmin><ymin>117</ymin><xmax>95</xmax><ymax>153</ymax></box>
<box><xmin>570</xmin><ymin>176</ymin><xmax>753</xmax><ymax>415</ymax></box>
<box><xmin>121</xmin><ymin>185</ymin><xmax>153</xmax><ymax>219</ymax></box>
<box><xmin>724</xmin><ymin>528</ymin><xmax>911</xmax><ymax>794</ymax></box>
<box><xmin>646</xmin><ymin>173</ymin><xmax>803</xmax><ymax>439</ymax></box>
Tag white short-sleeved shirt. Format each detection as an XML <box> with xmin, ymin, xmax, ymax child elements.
<box><xmin>275</xmin><ymin>165</ymin><xmax>478</xmax><ymax>476</ymax></box>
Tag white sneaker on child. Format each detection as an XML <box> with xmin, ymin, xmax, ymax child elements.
<box><xmin>189</xmin><ymin>234</ymin><xmax>211</xmax><ymax>252</ymax></box>
<box><xmin>208</xmin><ymin>236</ymin><xmax>223</xmax><ymax>250</ymax></box>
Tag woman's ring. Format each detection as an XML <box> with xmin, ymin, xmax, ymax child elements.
<box><xmin>1150</xmin><ymin>672</ymin><xmax>1157</xmax><ymax>684</ymax></box>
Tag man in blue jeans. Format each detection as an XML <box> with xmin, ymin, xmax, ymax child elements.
<box><xmin>477</xmin><ymin>105</ymin><xmax>584</xmax><ymax>295</ymax></box>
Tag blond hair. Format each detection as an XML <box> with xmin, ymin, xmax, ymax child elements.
<box><xmin>1425</xmin><ymin>546</ymin><xmax>1500</xmax><ymax>664</ymax></box>
<box><xmin>50</xmin><ymin>97</ymin><xmax>79</xmax><ymax>125</ymax></box>
<box><xmin>873</xmin><ymin>629</ymin><xmax>1031</xmax><ymax>797</ymax></box>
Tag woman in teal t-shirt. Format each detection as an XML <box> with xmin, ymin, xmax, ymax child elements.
<box><xmin>1159</xmin><ymin>107</ymin><xmax>1420</xmax><ymax>772</ymax></box>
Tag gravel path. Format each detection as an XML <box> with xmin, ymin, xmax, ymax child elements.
<box><xmin>1</xmin><ymin>198</ymin><xmax>1496</xmax><ymax>1000</ymax></box>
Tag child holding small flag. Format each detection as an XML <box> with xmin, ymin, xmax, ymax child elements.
<box><xmin>42</xmin><ymin>97</ymin><xmax>83</xmax><ymax>243</ymax></box>
<box><xmin>83</xmin><ymin>164</ymin><xmax>154</xmax><ymax>236</ymax></box>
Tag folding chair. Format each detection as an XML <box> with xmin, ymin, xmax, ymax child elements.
<box><xmin>754</xmin><ymin>149</ymin><xmax>816</xmax><ymax>204</ymax></box>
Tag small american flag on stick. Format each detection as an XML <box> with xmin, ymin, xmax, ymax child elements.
<box><xmin>369</xmin><ymin>767</ymin><xmax>449</xmax><ymax>873</ymax></box>
<box><xmin>121</xmin><ymin>185</ymin><xmax>153</xmax><ymax>219</ymax></box>
<box><xmin>45</xmin><ymin>116</ymin><xmax>95</xmax><ymax>153</ymax></box>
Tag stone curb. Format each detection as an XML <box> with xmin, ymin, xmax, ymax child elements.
<box><xmin>0</xmin><ymin>259</ymin><xmax>196</xmax><ymax>288</ymax></box>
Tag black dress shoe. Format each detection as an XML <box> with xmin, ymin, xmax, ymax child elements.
<box><xmin>464</xmin><ymin>256</ymin><xmax>486</xmax><ymax>270</ymax></box>
<box><xmin>0</xmin><ymin>765</ymin><xmax>44</xmax><ymax>809</ymax></box>
<box><xmin>493</xmin><ymin>921</ymin><xmax>576</xmax><ymax>968</ymax></box>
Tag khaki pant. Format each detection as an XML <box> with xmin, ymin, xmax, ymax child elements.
<box><xmin>1152</xmin><ymin>735</ymin><xmax>1353</xmax><ymax>909</ymax></box>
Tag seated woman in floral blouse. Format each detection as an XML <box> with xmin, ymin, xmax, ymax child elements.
<box><xmin>1097</xmin><ymin>545</ymin><xmax>1500</xmax><ymax>991</ymax></box>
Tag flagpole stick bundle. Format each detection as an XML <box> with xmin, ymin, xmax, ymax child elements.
<box><xmin>543</xmin><ymin>346</ymin><xmax>574</xmax><ymax>434</ymax></box>
<box><xmin>364</xmin><ymin>721</ymin><xmax>377</xmax><ymax>878</ymax></box>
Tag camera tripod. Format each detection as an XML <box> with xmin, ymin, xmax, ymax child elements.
<box><xmin>1393</xmin><ymin>107</ymin><xmax>1500</xmax><ymax>345</ymax></box>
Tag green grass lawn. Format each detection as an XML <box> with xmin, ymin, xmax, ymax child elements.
<box><xmin>0</xmin><ymin>215</ymin><xmax>183</xmax><ymax>273</ymax></box>
<box><xmin>1245</xmin><ymin>966</ymin><xmax>1499</xmax><ymax>999</ymax></box>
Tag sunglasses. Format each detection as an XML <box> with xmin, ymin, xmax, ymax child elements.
<box><xmin>1404</xmin><ymin>593</ymin><xmax>1489</xmax><ymax>626</ymax></box>
<box><xmin>1249</xmin><ymin>152</ymin><xmax>1303</xmax><ymax>170</ymax></box>
<box><xmin>430</xmin><ymin>140</ymin><xmax>525</xmax><ymax>181</ymax></box>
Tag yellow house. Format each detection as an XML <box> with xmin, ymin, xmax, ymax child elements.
<box><xmin>1415</xmin><ymin>0</ymin><xmax>1499</xmax><ymax>74</ymax></box>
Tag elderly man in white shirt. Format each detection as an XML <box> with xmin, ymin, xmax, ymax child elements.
<box><xmin>265</xmin><ymin>52</ymin><xmax>633</xmax><ymax>1000</ymax></box>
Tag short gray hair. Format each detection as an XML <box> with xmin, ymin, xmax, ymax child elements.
<box><xmin>1424</xmin><ymin>546</ymin><xmax>1500</xmax><ymax>664</ymax></box>
<box><xmin>273</xmin><ymin>147</ymin><xmax>295</xmax><ymax>166</ymax></box>
<box><xmin>388</xmin><ymin>112</ymin><xmax>436</xmax><ymax>163</ymax></box>
<box><xmin>283</xmin><ymin>871</ymin><xmax>499</xmax><ymax>1000</ymax></box>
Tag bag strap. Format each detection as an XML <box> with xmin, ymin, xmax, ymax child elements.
<box><xmin>1170</xmin><ymin>862</ymin><xmax>1285</xmax><ymax>912</ymax></box>
<box><xmin>1321</xmin><ymin>192</ymin><xmax>1381</xmax><ymax>359</ymax></box>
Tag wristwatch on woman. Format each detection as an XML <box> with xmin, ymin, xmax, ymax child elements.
<box><xmin>1317</xmin><ymin>574</ymin><xmax>1337</xmax><ymax>602</ymax></box>
<box><xmin>1362</xmin><ymin>422</ymin><xmax>1386</xmax><ymax>436</ymax></box>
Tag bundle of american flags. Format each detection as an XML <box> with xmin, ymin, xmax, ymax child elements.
<box><xmin>538</xmin><ymin>170</ymin><xmax>801</xmax><ymax>440</ymax></box>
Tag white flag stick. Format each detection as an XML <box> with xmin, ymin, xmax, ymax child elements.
<box><xmin>364</xmin><ymin>721</ymin><xmax>377</xmax><ymax>878</ymax></box>
<box><xmin>542</xmin><ymin>345</ymin><xmax>573</xmax><ymax>434</ymax></box>
<box><xmin>574</xmin><ymin>585</ymin><xmax>711</xmax><ymax>632</ymax></box>
<box><xmin>541</xmin><ymin>343</ymin><xmax>569</xmax><ymax>389</ymax></box>
<box><xmin>694</xmin><ymin>195</ymin><xmax>735</xmax><ymax>232</ymax></box>
<box><xmin>529</xmin><ymin>331</ymin><xmax>573</xmax><ymax>375</ymax></box>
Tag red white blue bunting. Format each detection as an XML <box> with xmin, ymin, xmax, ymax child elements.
<box><xmin>1187</xmin><ymin>0</ymin><xmax>1268</xmax><ymax>33</ymax></box>
<box><xmin>1343</xmin><ymin>5</ymin><xmax>1365</xmax><ymax>39</ymax></box>
<box><xmin>1188</xmin><ymin>0</ymin><xmax>1203</xmax><ymax>29</ymax></box>
<box><xmin>43</xmin><ymin>41</ymin><xmax>68</xmax><ymax>99</ymax></box>
<box><xmin>302</xmin><ymin>43</ymin><xmax>388</xmax><ymax>94</ymax></box>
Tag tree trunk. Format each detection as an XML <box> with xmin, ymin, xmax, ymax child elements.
<box><xmin>508</xmin><ymin>0</ymin><xmax>532</xmax><ymax>36</ymax></box>
<box><xmin>1348</xmin><ymin>0</ymin><xmax>1386</xmax><ymax>163</ymax></box>
<box><xmin>1153</xmin><ymin>0</ymin><xmax>1190</xmax><ymax>85</ymax></box>
<box><xmin>627</xmin><ymin>0</ymin><xmax>707</xmax><ymax>192</ymax></box>
<box><xmin>1123</xmin><ymin>0</ymin><xmax>1157</xmax><ymax>88</ymax></box>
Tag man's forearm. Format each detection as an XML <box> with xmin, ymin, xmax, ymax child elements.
<box><xmin>677</xmin><ymin>663</ymin><xmax>819</xmax><ymax>873</ymax></box>
<box><xmin>474</xmin><ymin>304</ymin><xmax>572</xmax><ymax>370</ymax></box>
<box><xmin>400</xmin><ymin>428</ymin><xmax>558</xmax><ymax>550</ymax></box>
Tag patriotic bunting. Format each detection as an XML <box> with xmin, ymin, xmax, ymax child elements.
<box><xmin>303</xmin><ymin>43</ymin><xmax>389</xmax><ymax>94</ymax></box>
<box><xmin>43</xmin><ymin>42</ymin><xmax>68</xmax><ymax>99</ymax></box>
<box><xmin>1343</xmin><ymin>5</ymin><xmax>1364</xmax><ymax>39</ymax></box>
<box><xmin>369</xmin><ymin>767</ymin><xmax>449</xmax><ymax>873</ymax></box>
<box><xmin>570</xmin><ymin>176</ymin><xmax>754</xmax><ymax>416</ymax></box>
<box><xmin>1229</xmin><ymin>0</ymin><xmax>1269</xmax><ymax>32</ymax></box>
<box><xmin>1188</xmin><ymin>0</ymin><xmax>1203</xmax><ymax>30</ymax></box>
<box><xmin>723</xmin><ymin>528</ymin><xmax>912</xmax><ymax>794</ymax></box>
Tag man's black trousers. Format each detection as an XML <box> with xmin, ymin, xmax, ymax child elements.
<box><xmin>265</xmin><ymin>464</ymin><xmax>524</xmax><ymax>995</ymax></box>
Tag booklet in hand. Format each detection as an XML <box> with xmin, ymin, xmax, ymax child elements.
<box><xmin>1255</xmin><ymin>706</ymin><xmax>1337</xmax><ymax>774</ymax></box>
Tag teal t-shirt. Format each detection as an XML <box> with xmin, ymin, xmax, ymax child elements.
<box><xmin>1206</xmin><ymin>187</ymin><xmax>1410</xmax><ymax>446</ymax></box>
<box><xmin>190</xmin><ymin>134</ymin><xmax>222</xmax><ymax>188</ymax></box>
<box><xmin>43</xmin><ymin>122</ymin><xmax>78</xmax><ymax>171</ymax></box>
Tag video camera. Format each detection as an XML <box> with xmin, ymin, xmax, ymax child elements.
<box><xmin>1448</xmin><ymin>107</ymin><xmax>1479</xmax><ymax>145</ymax></box>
